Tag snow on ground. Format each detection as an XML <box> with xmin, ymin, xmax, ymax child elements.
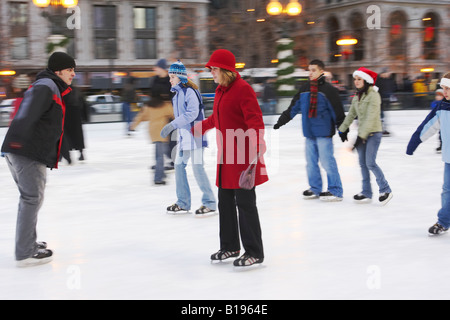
<box><xmin>0</xmin><ymin>110</ymin><xmax>449</xmax><ymax>300</ymax></box>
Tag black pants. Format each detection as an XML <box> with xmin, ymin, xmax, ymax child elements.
<box><xmin>218</xmin><ymin>187</ymin><xmax>264</xmax><ymax>259</ymax></box>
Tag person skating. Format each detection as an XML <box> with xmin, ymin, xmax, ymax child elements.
<box><xmin>161</xmin><ymin>60</ymin><xmax>216</xmax><ymax>216</ymax></box>
<box><xmin>1</xmin><ymin>52</ymin><xmax>76</xmax><ymax>267</ymax></box>
<box><xmin>407</xmin><ymin>73</ymin><xmax>450</xmax><ymax>235</ymax></box>
<box><xmin>193</xmin><ymin>49</ymin><xmax>268</xmax><ymax>267</ymax></box>
<box><xmin>339</xmin><ymin>67</ymin><xmax>392</xmax><ymax>205</ymax></box>
<box><xmin>274</xmin><ymin>59</ymin><xmax>345</xmax><ymax>202</ymax></box>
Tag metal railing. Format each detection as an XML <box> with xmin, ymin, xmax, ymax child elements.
<box><xmin>0</xmin><ymin>92</ymin><xmax>442</xmax><ymax>127</ymax></box>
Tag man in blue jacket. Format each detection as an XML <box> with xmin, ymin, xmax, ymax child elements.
<box><xmin>2</xmin><ymin>52</ymin><xmax>75</xmax><ymax>267</ymax></box>
<box><xmin>274</xmin><ymin>60</ymin><xmax>346</xmax><ymax>201</ymax></box>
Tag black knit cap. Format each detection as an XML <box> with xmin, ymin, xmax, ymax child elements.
<box><xmin>47</xmin><ymin>51</ymin><xmax>76</xmax><ymax>72</ymax></box>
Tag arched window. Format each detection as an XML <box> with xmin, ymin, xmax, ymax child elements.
<box><xmin>388</xmin><ymin>11</ymin><xmax>407</xmax><ymax>60</ymax></box>
<box><xmin>349</xmin><ymin>11</ymin><xmax>364</xmax><ymax>61</ymax></box>
<box><xmin>423</xmin><ymin>12</ymin><xmax>439</xmax><ymax>60</ymax></box>
<box><xmin>327</xmin><ymin>16</ymin><xmax>340</xmax><ymax>62</ymax></box>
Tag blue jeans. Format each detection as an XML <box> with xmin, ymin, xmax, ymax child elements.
<box><xmin>154</xmin><ymin>141</ymin><xmax>168</xmax><ymax>182</ymax></box>
<box><xmin>305</xmin><ymin>137</ymin><xmax>343</xmax><ymax>197</ymax></box>
<box><xmin>438</xmin><ymin>163</ymin><xmax>450</xmax><ymax>228</ymax></box>
<box><xmin>175</xmin><ymin>148</ymin><xmax>216</xmax><ymax>210</ymax></box>
<box><xmin>122</xmin><ymin>102</ymin><xmax>131</xmax><ymax>131</ymax></box>
<box><xmin>355</xmin><ymin>132</ymin><xmax>391</xmax><ymax>198</ymax></box>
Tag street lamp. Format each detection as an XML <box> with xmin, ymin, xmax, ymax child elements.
<box><xmin>267</xmin><ymin>0</ymin><xmax>302</xmax><ymax>16</ymax></box>
<box><xmin>32</xmin><ymin>0</ymin><xmax>78</xmax><ymax>8</ymax></box>
<box><xmin>337</xmin><ymin>38</ymin><xmax>358</xmax><ymax>88</ymax></box>
<box><xmin>33</xmin><ymin>0</ymin><xmax>78</xmax><ymax>54</ymax></box>
<box><xmin>266</xmin><ymin>0</ymin><xmax>302</xmax><ymax>109</ymax></box>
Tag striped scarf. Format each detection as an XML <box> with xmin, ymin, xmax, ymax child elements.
<box><xmin>308</xmin><ymin>75</ymin><xmax>323</xmax><ymax>118</ymax></box>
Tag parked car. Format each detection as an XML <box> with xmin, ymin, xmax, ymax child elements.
<box><xmin>86</xmin><ymin>95</ymin><xmax>122</xmax><ymax>114</ymax></box>
<box><xmin>0</xmin><ymin>98</ymin><xmax>16</xmax><ymax>119</ymax></box>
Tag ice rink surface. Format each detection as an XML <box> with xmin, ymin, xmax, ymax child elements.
<box><xmin>1</xmin><ymin>110</ymin><xmax>449</xmax><ymax>300</ymax></box>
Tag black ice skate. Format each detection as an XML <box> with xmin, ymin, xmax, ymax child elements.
<box><xmin>379</xmin><ymin>192</ymin><xmax>393</xmax><ymax>205</ymax></box>
<box><xmin>210</xmin><ymin>250</ymin><xmax>240</xmax><ymax>262</ymax></box>
<box><xmin>303</xmin><ymin>189</ymin><xmax>319</xmax><ymax>200</ymax></box>
<box><xmin>166</xmin><ymin>203</ymin><xmax>189</xmax><ymax>215</ymax></box>
<box><xmin>319</xmin><ymin>191</ymin><xmax>343</xmax><ymax>202</ymax></box>
<box><xmin>428</xmin><ymin>223</ymin><xmax>449</xmax><ymax>235</ymax></box>
<box><xmin>354</xmin><ymin>193</ymin><xmax>372</xmax><ymax>204</ymax></box>
<box><xmin>195</xmin><ymin>206</ymin><xmax>216</xmax><ymax>217</ymax></box>
<box><xmin>233</xmin><ymin>253</ymin><xmax>263</xmax><ymax>267</ymax></box>
<box><xmin>16</xmin><ymin>249</ymin><xmax>53</xmax><ymax>268</ymax></box>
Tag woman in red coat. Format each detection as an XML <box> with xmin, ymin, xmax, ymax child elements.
<box><xmin>195</xmin><ymin>49</ymin><xmax>268</xmax><ymax>266</ymax></box>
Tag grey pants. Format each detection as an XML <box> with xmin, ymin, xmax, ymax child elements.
<box><xmin>5</xmin><ymin>154</ymin><xmax>47</xmax><ymax>260</ymax></box>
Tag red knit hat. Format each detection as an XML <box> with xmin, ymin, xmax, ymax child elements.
<box><xmin>353</xmin><ymin>67</ymin><xmax>378</xmax><ymax>84</ymax></box>
<box><xmin>205</xmin><ymin>49</ymin><xmax>236</xmax><ymax>73</ymax></box>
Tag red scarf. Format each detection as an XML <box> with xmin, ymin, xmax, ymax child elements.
<box><xmin>308</xmin><ymin>76</ymin><xmax>321</xmax><ymax>118</ymax></box>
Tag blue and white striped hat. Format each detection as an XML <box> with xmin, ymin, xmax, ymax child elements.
<box><xmin>168</xmin><ymin>60</ymin><xmax>188</xmax><ymax>84</ymax></box>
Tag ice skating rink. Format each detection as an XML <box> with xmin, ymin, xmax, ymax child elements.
<box><xmin>1</xmin><ymin>110</ymin><xmax>449</xmax><ymax>300</ymax></box>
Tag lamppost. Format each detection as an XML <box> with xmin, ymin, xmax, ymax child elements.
<box><xmin>336</xmin><ymin>37</ymin><xmax>358</xmax><ymax>88</ymax></box>
<box><xmin>32</xmin><ymin>0</ymin><xmax>78</xmax><ymax>54</ymax></box>
<box><xmin>266</xmin><ymin>0</ymin><xmax>302</xmax><ymax>103</ymax></box>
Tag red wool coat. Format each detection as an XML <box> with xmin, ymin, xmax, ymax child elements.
<box><xmin>197</xmin><ymin>74</ymin><xmax>269</xmax><ymax>189</ymax></box>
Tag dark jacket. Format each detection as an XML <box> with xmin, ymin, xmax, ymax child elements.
<box><xmin>274</xmin><ymin>76</ymin><xmax>345</xmax><ymax>134</ymax></box>
<box><xmin>1</xmin><ymin>69</ymin><xmax>71</xmax><ymax>169</ymax></box>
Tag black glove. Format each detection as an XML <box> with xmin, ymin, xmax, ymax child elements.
<box><xmin>338</xmin><ymin>130</ymin><xmax>349</xmax><ymax>142</ymax></box>
<box><xmin>273</xmin><ymin>112</ymin><xmax>291</xmax><ymax>130</ymax></box>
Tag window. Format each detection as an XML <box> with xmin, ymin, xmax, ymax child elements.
<box><xmin>423</xmin><ymin>12</ymin><xmax>439</xmax><ymax>60</ymax></box>
<box><xmin>134</xmin><ymin>7</ymin><xmax>157</xmax><ymax>59</ymax></box>
<box><xmin>93</xmin><ymin>5</ymin><xmax>117</xmax><ymax>59</ymax></box>
<box><xmin>172</xmin><ymin>7</ymin><xmax>197</xmax><ymax>59</ymax></box>
<box><xmin>9</xmin><ymin>2</ymin><xmax>28</xmax><ymax>59</ymax></box>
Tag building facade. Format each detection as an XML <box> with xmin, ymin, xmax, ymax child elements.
<box><xmin>293</xmin><ymin>0</ymin><xmax>450</xmax><ymax>85</ymax></box>
<box><xmin>0</xmin><ymin>0</ymin><xmax>209</xmax><ymax>90</ymax></box>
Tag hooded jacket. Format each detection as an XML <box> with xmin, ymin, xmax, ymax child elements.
<box><xmin>339</xmin><ymin>86</ymin><xmax>382</xmax><ymax>140</ymax></box>
<box><xmin>170</xmin><ymin>83</ymin><xmax>207</xmax><ymax>150</ymax></box>
<box><xmin>407</xmin><ymin>99</ymin><xmax>450</xmax><ymax>163</ymax></box>
<box><xmin>1</xmin><ymin>69</ymin><xmax>71</xmax><ymax>169</ymax></box>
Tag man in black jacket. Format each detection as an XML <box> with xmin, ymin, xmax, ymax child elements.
<box><xmin>274</xmin><ymin>59</ymin><xmax>346</xmax><ymax>201</ymax></box>
<box><xmin>2</xmin><ymin>52</ymin><xmax>75</xmax><ymax>267</ymax></box>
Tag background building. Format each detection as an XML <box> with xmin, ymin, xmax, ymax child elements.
<box><xmin>0</xmin><ymin>0</ymin><xmax>209</xmax><ymax>92</ymax></box>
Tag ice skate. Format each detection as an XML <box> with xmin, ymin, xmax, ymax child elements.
<box><xmin>354</xmin><ymin>193</ymin><xmax>372</xmax><ymax>204</ymax></box>
<box><xmin>210</xmin><ymin>250</ymin><xmax>240</xmax><ymax>262</ymax></box>
<box><xmin>233</xmin><ymin>253</ymin><xmax>263</xmax><ymax>267</ymax></box>
<box><xmin>428</xmin><ymin>223</ymin><xmax>448</xmax><ymax>235</ymax></box>
<box><xmin>166</xmin><ymin>203</ymin><xmax>190</xmax><ymax>215</ymax></box>
<box><xmin>16</xmin><ymin>249</ymin><xmax>53</xmax><ymax>268</ymax></box>
<box><xmin>303</xmin><ymin>189</ymin><xmax>319</xmax><ymax>200</ymax></box>
<box><xmin>195</xmin><ymin>206</ymin><xmax>217</xmax><ymax>218</ymax></box>
<box><xmin>379</xmin><ymin>192</ymin><xmax>393</xmax><ymax>205</ymax></box>
<box><xmin>319</xmin><ymin>191</ymin><xmax>343</xmax><ymax>202</ymax></box>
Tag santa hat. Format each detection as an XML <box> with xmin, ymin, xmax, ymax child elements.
<box><xmin>353</xmin><ymin>67</ymin><xmax>378</xmax><ymax>84</ymax></box>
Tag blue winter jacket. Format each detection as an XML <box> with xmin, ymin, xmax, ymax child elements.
<box><xmin>170</xmin><ymin>83</ymin><xmax>207</xmax><ymax>150</ymax></box>
<box><xmin>407</xmin><ymin>99</ymin><xmax>450</xmax><ymax>162</ymax></box>
<box><xmin>290</xmin><ymin>91</ymin><xmax>337</xmax><ymax>138</ymax></box>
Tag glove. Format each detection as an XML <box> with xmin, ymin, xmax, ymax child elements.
<box><xmin>339</xmin><ymin>130</ymin><xmax>349</xmax><ymax>142</ymax></box>
<box><xmin>273</xmin><ymin>112</ymin><xmax>290</xmax><ymax>130</ymax></box>
<box><xmin>160</xmin><ymin>123</ymin><xmax>175</xmax><ymax>138</ymax></box>
<box><xmin>352</xmin><ymin>136</ymin><xmax>365</xmax><ymax>150</ymax></box>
